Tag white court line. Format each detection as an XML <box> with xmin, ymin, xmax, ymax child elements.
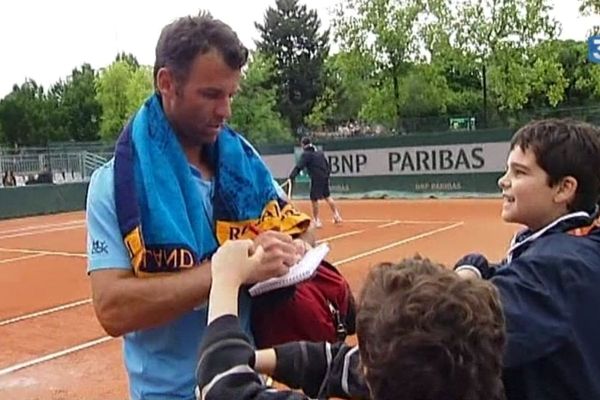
<box><xmin>374</xmin><ymin>220</ymin><xmax>453</xmax><ymax>228</ymax></box>
<box><xmin>334</xmin><ymin>222</ymin><xmax>465</xmax><ymax>266</ymax></box>
<box><xmin>343</xmin><ymin>219</ymin><xmax>393</xmax><ymax>223</ymax></box>
<box><xmin>0</xmin><ymin>225</ymin><xmax>85</xmax><ymax>240</ymax></box>
<box><xmin>0</xmin><ymin>247</ymin><xmax>87</xmax><ymax>258</ymax></box>
<box><xmin>0</xmin><ymin>253</ymin><xmax>46</xmax><ymax>265</ymax></box>
<box><xmin>0</xmin><ymin>299</ymin><xmax>92</xmax><ymax>327</ymax></box>
<box><xmin>344</xmin><ymin>219</ymin><xmax>458</xmax><ymax>225</ymax></box>
<box><xmin>394</xmin><ymin>220</ymin><xmax>461</xmax><ymax>224</ymax></box>
<box><xmin>377</xmin><ymin>221</ymin><xmax>401</xmax><ymax>228</ymax></box>
<box><xmin>317</xmin><ymin>230</ymin><xmax>364</xmax><ymax>244</ymax></box>
<box><xmin>0</xmin><ymin>222</ymin><xmax>464</xmax><ymax>375</ymax></box>
<box><xmin>0</xmin><ymin>220</ymin><xmax>85</xmax><ymax>235</ymax></box>
<box><xmin>0</xmin><ymin>336</ymin><xmax>113</xmax><ymax>377</ymax></box>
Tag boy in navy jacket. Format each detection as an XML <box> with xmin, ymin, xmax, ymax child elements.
<box><xmin>455</xmin><ymin>119</ymin><xmax>600</xmax><ymax>400</ymax></box>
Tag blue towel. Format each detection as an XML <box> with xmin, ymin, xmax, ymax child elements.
<box><xmin>114</xmin><ymin>94</ymin><xmax>310</xmax><ymax>275</ymax></box>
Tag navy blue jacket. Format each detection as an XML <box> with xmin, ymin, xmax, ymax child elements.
<box><xmin>289</xmin><ymin>146</ymin><xmax>330</xmax><ymax>181</ymax></box>
<box><xmin>484</xmin><ymin>213</ymin><xmax>600</xmax><ymax>400</ymax></box>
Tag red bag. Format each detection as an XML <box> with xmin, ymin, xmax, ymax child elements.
<box><xmin>251</xmin><ymin>260</ymin><xmax>356</xmax><ymax>349</ymax></box>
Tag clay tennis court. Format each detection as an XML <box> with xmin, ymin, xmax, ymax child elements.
<box><xmin>0</xmin><ymin>198</ymin><xmax>517</xmax><ymax>399</ymax></box>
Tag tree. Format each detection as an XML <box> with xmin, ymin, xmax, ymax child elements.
<box><xmin>305</xmin><ymin>52</ymin><xmax>368</xmax><ymax>129</ymax></box>
<box><xmin>229</xmin><ymin>53</ymin><xmax>292</xmax><ymax>144</ymax></box>
<box><xmin>449</xmin><ymin>0</ymin><xmax>561</xmax><ymax>116</ymax></box>
<box><xmin>579</xmin><ymin>0</ymin><xmax>600</xmax><ymax>14</ymax></box>
<box><xmin>255</xmin><ymin>0</ymin><xmax>330</xmax><ymax>132</ymax></box>
<box><xmin>96</xmin><ymin>60</ymin><xmax>153</xmax><ymax>140</ymax></box>
<box><xmin>115</xmin><ymin>52</ymin><xmax>141</xmax><ymax>70</ymax></box>
<box><xmin>45</xmin><ymin>80</ymin><xmax>70</xmax><ymax>142</ymax></box>
<box><xmin>357</xmin><ymin>63</ymin><xmax>452</xmax><ymax>131</ymax></box>
<box><xmin>60</xmin><ymin>64</ymin><xmax>102</xmax><ymax>141</ymax></box>
<box><xmin>0</xmin><ymin>116</ymin><xmax>4</xmax><ymax>144</ymax></box>
<box><xmin>549</xmin><ymin>40</ymin><xmax>600</xmax><ymax>105</ymax></box>
<box><xmin>333</xmin><ymin>0</ymin><xmax>434</xmax><ymax>123</ymax></box>
<box><xmin>0</xmin><ymin>80</ymin><xmax>53</xmax><ymax>146</ymax></box>
<box><xmin>304</xmin><ymin>86</ymin><xmax>336</xmax><ymax>130</ymax></box>
<box><xmin>435</xmin><ymin>49</ymin><xmax>483</xmax><ymax>116</ymax></box>
<box><xmin>127</xmin><ymin>66</ymin><xmax>154</xmax><ymax>114</ymax></box>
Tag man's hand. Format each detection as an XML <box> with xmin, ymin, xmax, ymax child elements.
<box><xmin>292</xmin><ymin>225</ymin><xmax>316</xmax><ymax>257</ymax></box>
<box><xmin>250</xmin><ymin>231</ymin><xmax>300</xmax><ymax>283</ymax></box>
<box><xmin>292</xmin><ymin>238</ymin><xmax>313</xmax><ymax>257</ymax></box>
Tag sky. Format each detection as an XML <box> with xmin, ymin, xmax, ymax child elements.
<box><xmin>0</xmin><ymin>0</ymin><xmax>597</xmax><ymax>99</ymax></box>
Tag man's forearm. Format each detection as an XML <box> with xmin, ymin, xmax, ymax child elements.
<box><xmin>288</xmin><ymin>166</ymin><xmax>300</xmax><ymax>180</ymax></box>
<box><xmin>93</xmin><ymin>263</ymin><xmax>212</xmax><ymax>336</ymax></box>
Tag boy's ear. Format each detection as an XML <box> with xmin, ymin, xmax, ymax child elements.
<box><xmin>554</xmin><ymin>176</ymin><xmax>578</xmax><ymax>206</ymax></box>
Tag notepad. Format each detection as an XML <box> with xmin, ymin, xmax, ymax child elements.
<box><xmin>248</xmin><ymin>243</ymin><xmax>330</xmax><ymax>297</ymax></box>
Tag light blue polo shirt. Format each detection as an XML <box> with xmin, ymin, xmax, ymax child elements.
<box><xmin>86</xmin><ymin>158</ymin><xmax>284</xmax><ymax>399</ymax></box>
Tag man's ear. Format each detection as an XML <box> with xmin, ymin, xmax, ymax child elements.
<box><xmin>156</xmin><ymin>67</ymin><xmax>175</xmax><ymax>98</ymax></box>
<box><xmin>554</xmin><ymin>176</ymin><xmax>578</xmax><ymax>206</ymax></box>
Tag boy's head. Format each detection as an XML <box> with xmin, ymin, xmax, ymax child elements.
<box><xmin>356</xmin><ymin>256</ymin><xmax>506</xmax><ymax>400</ymax></box>
<box><xmin>498</xmin><ymin>119</ymin><xmax>600</xmax><ymax>230</ymax></box>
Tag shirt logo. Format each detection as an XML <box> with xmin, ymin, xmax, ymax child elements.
<box><xmin>91</xmin><ymin>240</ymin><xmax>109</xmax><ymax>255</ymax></box>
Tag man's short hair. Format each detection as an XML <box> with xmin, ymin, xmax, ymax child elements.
<box><xmin>300</xmin><ymin>137</ymin><xmax>312</xmax><ymax>147</ymax></box>
<box><xmin>511</xmin><ymin>118</ymin><xmax>600</xmax><ymax>212</ymax></box>
<box><xmin>153</xmin><ymin>12</ymin><xmax>248</xmax><ymax>88</ymax></box>
<box><xmin>356</xmin><ymin>256</ymin><xmax>506</xmax><ymax>400</ymax></box>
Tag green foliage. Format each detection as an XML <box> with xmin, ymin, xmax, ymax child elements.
<box><xmin>334</xmin><ymin>0</ymin><xmax>442</xmax><ymax>120</ymax></box>
<box><xmin>1</xmin><ymin>2</ymin><xmax>599</xmax><ymax>146</ymax></box>
<box><xmin>0</xmin><ymin>80</ymin><xmax>52</xmax><ymax>146</ymax></box>
<box><xmin>256</xmin><ymin>0</ymin><xmax>330</xmax><ymax>131</ymax></box>
<box><xmin>60</xmin><ymin>64</ymin><xmax>102</xmax><ymax>141</ymax></box>
<box><xmin>115</xmin><ymin>52</ymin><xmax>141</xmax><ymax>70</ymax></box>
<box><xmin>96</xmin><ymin>61</ymin><xmax>153</xmax><ymax>140</ymax></box>
<box><xmin>579</xmin><ymin>0</ymin><xmax>600</xmax><ymax>14</ymax></box>
<box><xmin>229</xmin><ymin>53</ymin><xmax>292</xmax><ymax>144</ymax></box>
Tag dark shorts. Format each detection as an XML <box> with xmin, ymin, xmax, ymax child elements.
<box><xmin>310</xmin><ymin>178</ymin><xmax>330</xmax><ymax>201</ymax></box>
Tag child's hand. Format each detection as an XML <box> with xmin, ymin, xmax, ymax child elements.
<box><xmin>211</xmin><ymin>240</ymin><xmax>260</xmax><ymax>287</ymax></box>
<box><xmin>208</xmin><ymin>240</ymin><xmax>265</xmax><ymax>325</ymax></box>
<box><xmin>454</xmin><ymin>253</ymin><xmax>490</xmax><ymax>279</ymax></box>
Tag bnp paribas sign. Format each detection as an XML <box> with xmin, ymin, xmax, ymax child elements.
<box><xmin>324</xmin><ymin>142</ymin><xmax>510</xmax><ymax>177</ymax></box>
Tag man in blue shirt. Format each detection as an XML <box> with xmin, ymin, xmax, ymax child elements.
<box><xmin>86</xmin><ymin>13</ymin><xmax>312</xmax><ymax>400</ymax></box>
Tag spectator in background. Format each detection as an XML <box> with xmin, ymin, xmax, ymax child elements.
<box><xmin>36</xmin><ymin>165</ymin><xmax>53</xmax><ymax>184</ymax></box>
<box><xmin>2</xmin><ymin>170</ymin><xmax>16</xmax><ymax>187</ymax></box>
<box><xmin>289</xmin><ymin>136</ymin><xmax>342</xmax><ymax>228</ymax></box>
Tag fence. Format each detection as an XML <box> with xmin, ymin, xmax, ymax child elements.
<box><xmin>0</xmin><ymin>150</ymin><xmax>111</xmax><ymax>186</ymax></box>
<box><xmin>311</xmin><ymin>104</ymin><xmax>600</xmax><ymax>139</ymax></box>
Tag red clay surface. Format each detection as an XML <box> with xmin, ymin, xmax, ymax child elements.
<box><xmin>0</xmin><ymin>199</ymin><xmax>518</xmax><ymax>399</ymax></box>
